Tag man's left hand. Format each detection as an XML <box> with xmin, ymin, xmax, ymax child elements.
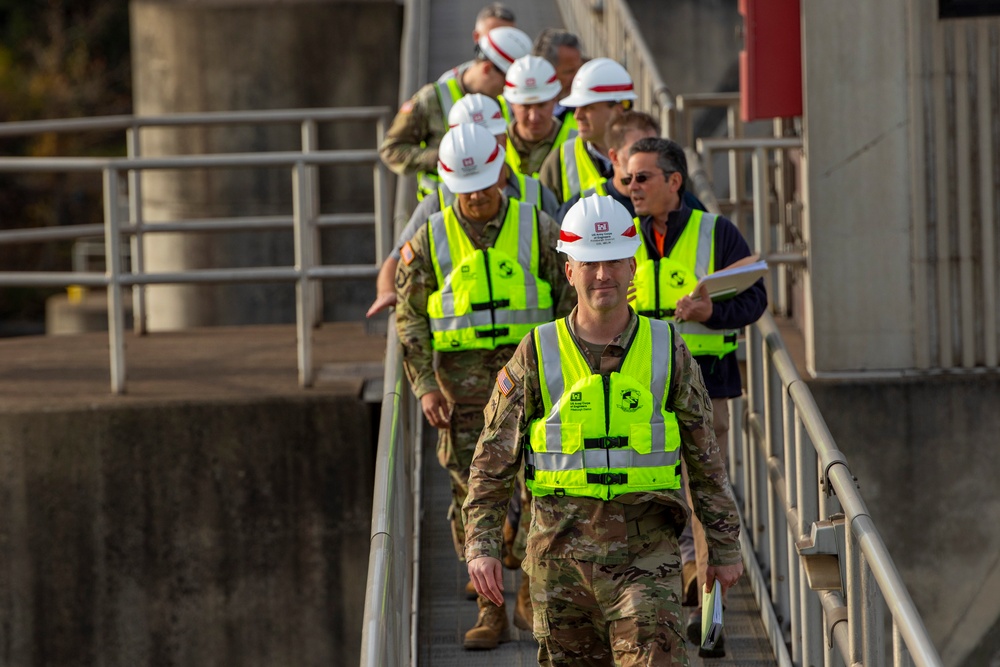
<box><xmin>675</xmin><ymin>283</ymin><xmax>713</xmax><ymax>323</ymax></box>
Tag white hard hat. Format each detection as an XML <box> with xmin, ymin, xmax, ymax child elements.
<box><xmin>557</xmin><ymin>194</ymin><xmax>640</xmax><ymax>262</ymax></box>
<box><xmin>437</xmin><ymin>123</ymin><xmax>506</xmax><ymax>194</ymax></box>
<box><xmin>477</xmin><ymin>26</ymin><xmax>532</xmax><ymax>74</ymax></box>
<box><xmin>448</xmin><ymin>93</ymin><xmax>507</xmax><ymax>135</ymax></box>
<box><xmin>504</xmin><ymin>55</ymin><xmax>561</xmax><ymax>105</ymax></box>
<box><xmin>559</xmin><ymin>57</ymin><xmax>638</xmax><ymax>108</ymax></box>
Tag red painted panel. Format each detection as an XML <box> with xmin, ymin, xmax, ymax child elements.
<box><xmin>739</xmin><ymin>0</ymin><xmax>803</xmax><ymax>121</ymax></box>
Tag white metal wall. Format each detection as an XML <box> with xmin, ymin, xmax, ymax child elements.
<box><xmin>908</xmin><ymin>10</ymin><xmax>1000</xmax><ymax>370</ymax></box>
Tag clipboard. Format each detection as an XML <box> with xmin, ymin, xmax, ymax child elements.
<box><xmin>691</xmin><ymin>259</ymin><xmax>768</xmax><ymax>302</ymax></box>
<box><xmin>701</xmin><ymin>579</ymin><xmax>724</xmax><ymax>650</ymax></box>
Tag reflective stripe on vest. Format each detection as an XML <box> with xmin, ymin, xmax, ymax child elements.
<box><xmin>560</xmin><ymin>137</ymin><xmax>606</xmax><ymax>203</ymax></box>
<box><xmin>632</xmin><ymin>210</ymin><xmax>739</xmax><ymax>358</ymax></box>
<box><xmin>427</xmin><ymin>201</ymin><xmax>553</xmax><ymax>350</ymax></box>
<box><xmin>415</xmin><ymin>79</ymin><xmax>465</xmax><ymax>200</ymax></box>
<box><xmin>526</xmin><ymin>316</ymin><xmax>682</xmax><ymax>500</ymax></box>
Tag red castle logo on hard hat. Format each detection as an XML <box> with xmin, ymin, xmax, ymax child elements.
<box><xmin>472</xmin><ymin>112</ymin><xmax>484</xmax><ymax>122</ymax></box>
<box><xmin>526</xmin><ymin>77</ymin><xmax>536</xmax><ymax>87</ymax></box>
<box><xmin>462</xmin><ymin>157</ymin><xmax>475</xmax><ymax>167</ymax></box>
<box><xmin>595</xmin><ymin>221</ymin><xmax>609</xmax><ymax>233</ymax></box>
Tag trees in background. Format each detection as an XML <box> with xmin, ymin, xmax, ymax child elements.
<box><xmin>0</xmin><ymin>0</ymin><xmax>131</xmax><ymax>333</ymax></box>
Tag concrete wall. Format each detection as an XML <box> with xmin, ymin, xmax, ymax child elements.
<box><xmin>130</xmin><ymin>0</ymin><xmax>402</xmax><ymax>330</ymax></box>
<box><xmin>0</xmin><ymin>396</ymin><xmax>375</xmax><ymax>667</ymax></box>
<box><xmin>800</xmin><ymin>0</ymin><xmax>915</xmax><ymax>374</ymax></box>
<box><xmin>809</xmin><ymin>377</ymin><xmax>1000</xmax><ymax>666</ymax></box>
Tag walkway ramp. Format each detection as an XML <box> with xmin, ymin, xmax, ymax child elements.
<box><xmin>413</xmin><ymin>0</ymin><xmax>777</xmax><ymax>663</ymax></box>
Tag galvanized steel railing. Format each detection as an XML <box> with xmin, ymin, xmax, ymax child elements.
<box><xmin>359</xmin><ymin>0</ymin><xmax>426</xmax><ymax>664</ymax></box>
<box><xmin>0</xmin><ymin>107</ymin><xmax>392</xmax><ymax>393</ymax></box>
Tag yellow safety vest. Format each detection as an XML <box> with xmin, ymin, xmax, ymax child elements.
<box><xmin>427</xmin><ymin>201</ymin><xmax>553</xmax><ymax>350</ymax></box>
<box><xmin>498</xmin><ymin>95</ymin><xmax>512</xmax><ymax>124</ymax></box>
<box><xmin>526</xmin><ymin>316</ymin><xmax>682</xmax><ymax>500</ymax></box>
<box><xmin>416</xmin><ymin>79</ymin><xmax>465</xmax><ymax>200</ymax></box>
<box><xmin>559</xmin><ymin>137</ymin><xmax>606</xmax><ymax>203</ymax></box>
<box><xmin>632</xmin><ymin>210</ymin><xmax>739</xmax><ymax>358</ymax></box>
<box><xmin>553</xmin><ymin>114</ymin><xmax>578</xmax><ymax>147</ymax></box>
<box><xmin>505</xmin><ymin>118</ymin><xmax>577</xmax><ymax>178</ymax></box>
<box><xmin>436</xmin><ymin>172</ymin><xmax>544</xmax><ymax>211</ymax></box>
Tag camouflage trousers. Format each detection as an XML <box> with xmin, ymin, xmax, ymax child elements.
<box><xmin>525</xmin><ymin>527</ymin><xmax>688</xmax><ymax>666</ymax></box>
<box><xmin>436</xmin><ymin>401</ymin><xmax>487</xmax><ymax>561</ymax></box>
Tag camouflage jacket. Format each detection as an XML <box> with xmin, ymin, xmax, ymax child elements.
<box><xmin>379</xmin><ymin>76</ymin><xmax>468</xmax><ymax>176</ymax></box>
<box><xmin>463</xmin><ymin>307</ymin><xmax>742</xmax><ymax>566</ymax></box>
<box><xmin>394</xmin><ymin>194</ymin><xmax>575</xmax><ymax>404</ymax></box>
<box><xmin>507</xmin><ymin>119</ymin><xmax>564</xmax><ymax>177</ymax></box>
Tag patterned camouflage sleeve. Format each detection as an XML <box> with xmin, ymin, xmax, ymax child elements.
<box><xmin>669</xmin><ymin>329</ymin><xmax>743</xmax><ymax>565</ymax></box>
<box><xmin>378</xmin><ymin>84</ymin><xmax>442</xmax><ymax>176</ymax></box>
<box><xmin>394</xmin><ymin>222</ymin><xmax>440</xmax><ymax>399</ymax></box>
<box><xmin>463</xmin><ymin>337</ymin><xmax>534</xmax><ymax>561</ymax></box>
<box><xmin>536</xmin><ymin>210</ymin><xmax>575</xmax><ymax>318</ymax></box>
<box><xmin>537</xmin><ymin>146</ymin><xmax>565</xmax><ymax>204</ymax></box>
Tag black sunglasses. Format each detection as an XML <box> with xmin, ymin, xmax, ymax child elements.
<box><xmin>621</xmin><ymin>170</ymin><xmax>674</xmax><ymax>186</ymax></box>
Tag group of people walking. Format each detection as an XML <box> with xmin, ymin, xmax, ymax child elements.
<box><xmin>369</xmin><ymin>4</ymin><xmax>766</xmax><ymax>665</ymax></box>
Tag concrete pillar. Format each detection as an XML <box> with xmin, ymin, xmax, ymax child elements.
<box><xmin>130</xmin><ymin>0</ymin><xmax>402</xmax><ymax>329</ymax></box>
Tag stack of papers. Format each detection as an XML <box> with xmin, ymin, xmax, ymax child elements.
<box><xmin>692</xmin><ymin>259</ymin><xmax>768</xmax><ymax>301</ymax></box>
<box><xmin>701</xmin><ymin>579</ymin><xmax>724</xmax><ymax>650</ymax></box>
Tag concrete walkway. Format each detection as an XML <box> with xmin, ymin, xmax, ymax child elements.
<box><xmin>0</xmin><ymin>322</ymin><xmax>387</xmax><ymax>411</ymax></box>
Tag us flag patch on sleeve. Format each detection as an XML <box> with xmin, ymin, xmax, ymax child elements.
<box><xmin>401</xmin><ymin>241</ymin><xmax>415</xmax><ymax>265</ymax></box>
<box><xmin>496</xmin><ymin>366</ymin><xmax>515</xmax><ymax>397</ymax></box>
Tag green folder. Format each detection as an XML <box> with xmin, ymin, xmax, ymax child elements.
<box><xmin>701</xmin><ymin>579</ymin><xmax>724</xmax><ymax>650</ymax></box>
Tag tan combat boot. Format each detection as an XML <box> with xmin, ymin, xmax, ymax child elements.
<box><xmin>463</xmin><ymin>598</ymin><xmax>510</xmax><ymax>650</ymax></box>
<box><xmin>513</xmin><ymin>575</ymin><xmax>533</xmax><ymax>631</ymax></box>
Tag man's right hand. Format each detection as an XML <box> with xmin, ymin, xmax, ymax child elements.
<box><xmin>420</xmin><ymin>390</ymin><xmax>451</xmax><ymax>428</ymax></box>
<box><xmin>365</xmin><ymin>292</ymin><xmax>397</xmax><ymax>318</ymax></box>
<box><xmin>468</xmin><ymin>556</ymin><xmax>504</xmax><ymax>606</ymax></box>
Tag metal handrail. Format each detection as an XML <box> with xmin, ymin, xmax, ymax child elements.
<box><xmin>359</xmin><ymin>0</ymin><xmax>426</xmax><ymax>664</ymax></box>
<box><xmin>0</xmin><ymin>108</ymin><xmax>392</xmax><ymax>393</ymax></box>
<box><xmin>738</xmin><ymin>311</ymin><xmax>942</xmax><ymax>667</ymax></box>
<box><xmin>359</xmin><ymin>315</ymin><xmax>419</xmax><ymax>667</ymax></box>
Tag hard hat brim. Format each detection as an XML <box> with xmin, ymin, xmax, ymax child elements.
<box><xmin>439</xmin><ymin>157</ymin><xmax>505</xmax><ymax>194</ymax></box>
<box><xmin>559</xmin><ymin>90</ymin><xmax>639</xmax><ymax>108</ymax></box>
<box><xmin>504</xmin><ymin>84</ymin><xmax>561</xmax><ymax>106</ymax></box>
<box><xmin>557</xmin><ymin>235</ymin><xmax>641</xmax><ymax>262</ymax></box>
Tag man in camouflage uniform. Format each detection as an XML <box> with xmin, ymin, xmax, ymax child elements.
<box><xmin>379</xmin><ymin>26</ymin><xmax>531</xmax><ymax>198</ymax></box>
<box><xmin>464</xmin><ymin>195</ymin><xmax>743</xmax><ymax>666</ymax></box>
<box><xmin>395</xmin><ymin>123</ymin><xmax>573</xmax><ymax>650</ymax></box>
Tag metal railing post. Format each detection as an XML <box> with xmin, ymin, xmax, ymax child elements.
<box><xmin>126</xmin><ymin>125</ymin><xmax>148</xmax><ymax>335</ymax></box>
<box><xmin>301</xmin><ymin>119</ymin><xmax>324</xmax><ymax>327</ymax></box>
<box><xmin>292</xmin><ymin>161</ymin><xmax>314</xmax><ymax>388</ymax></box>
<box><xmin>103</xmin><ymin>167</ymin><xmax>127</xmax><ymax>394</ymax></box>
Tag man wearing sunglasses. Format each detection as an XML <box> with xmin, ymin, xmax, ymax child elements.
<box><xmin>379</xmin><ymin>25</ymin><xmax>531</xmax><ymax>200</ymax></box>
<box><xmin>555</xmin><ymin>111</ymin><xmax>706</xmax><ymax>224</ymax></box>
<box><xmin>626</xmin><ymin>137</ymin><xmax>766</xmax><ymax>658</ymax></box>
